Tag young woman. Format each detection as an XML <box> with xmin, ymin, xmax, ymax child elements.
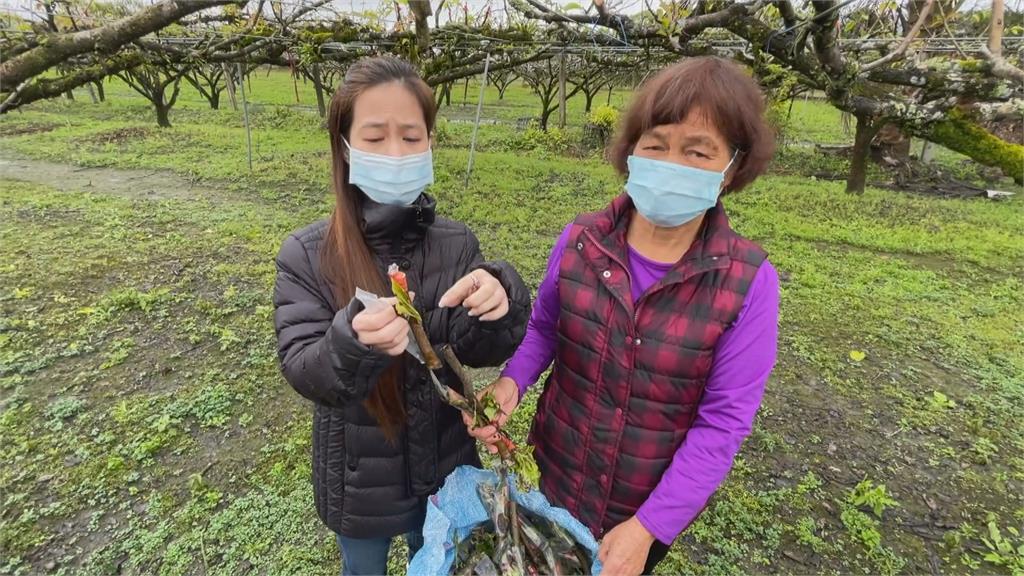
<box><xmin>470</xmin><ymin>57</ymin><xmax>780</xmax><ymax>575</ymax></box>
<box><xmin>273</xmin><ymin>56</ymin><xmax>530</xmax><ymax>576</ymax></box>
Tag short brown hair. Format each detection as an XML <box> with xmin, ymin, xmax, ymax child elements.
<box><xmin>609</xmin><ymin>57</ymin><xmax>775</xmax><ymax>194</ymax></box>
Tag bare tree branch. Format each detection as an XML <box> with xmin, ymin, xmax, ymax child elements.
<box><xmin>865</xmin><ymin>60</ymin><xmax>1011</xmax><ymax>101</ymax></box>
<box><xmin>409</xmin><ymin>0</ymin><xmax>432</xmax><ymax>53</ymax></box>
<box><xmin>989</xmin><ymin>0</ymin><xmax>1005</xmax><ymax>56</ymax></box>
<box><xmin>507</xmin><ymin>0</ymin><xmax>1021</xmax><ymax>181</ymax></box>
<box><xmin>206</xmin><ymin>0</ymin><xmax>266</xmax><ymax>52</ymax></box>
<box><xmin>862</xmin><ymin>0</ymin><xmax>935</xmax><ymax>72</ymax></box>
<box><xmin>643</xmin><ymin>0</ymin><xmax>658</xmax><ymax>22</ymax></box>
<box><xmin>425</xmin><ymin>46</ymin><xmax>553</xmax><ymax>87</ymax></box>
<box><xmin>1</xmin><ymin>36</ymin><xmax>43</xmax><ymax>60</ymax></box>
<box><xmin>207</xmin><ymin>0</ymin><xmax>326</xmax><ymax>55</ymax></box>
<box><xmin>810</xmin><ymin>0</ymin><xmax>847</xmax><ymax>77</ymax></box>
<box><xmin>0</xmin><ymin>0</ymin><xmax>323</xmax><ymax>112</ymax></box>
<box><xmin>0</xmin><ymin>52</ymin><xmax>145</xmax><ymax>112</ymax></box>
<box><xmin>0</xmin><ymin>0</ymin><xmax>242</xmax><ymax>92</ymax></box>
<box><xmin>777</xmin><ymin>0</ymin><xmax>798</xmax><ymax>29</ymax></box>
<box><xmin>979</xmin><ymin>45</ymin><xmax>1024</xmax><ymax>84</ymax></box>
<box><xmin>934</xmin><ymin>0</ymin><xmax>968</xmax><ymax>58</ymax></box>
<box><xmin>680</xmin><ymin>1</ymin><xmax>764</xmax><ymax>34</ymax></box>
<box><xmin>513</xmin><ymin>0</ymin><xmax>765</xmax><ymax>50</ymax></box>
<box><xmin>729</xmin><ymin>13</ymin><xmax>824</xmax><ymax>85</ymax></box>
<box><xmin>513</xmin><ymin>0</ymin><xmax>634</xmax><ymax>32</ymax></box>
<box><xmin>179</xmin><ymin>13</ymin><xmax>239</xmax><ymax>26</ymax></box>
<box><xmin>434</xmin><ymin>0</ymin><xmax>448</xmax><ymax>27</ymax></box>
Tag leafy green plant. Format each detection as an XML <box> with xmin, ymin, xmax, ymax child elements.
<box><xmin>188</xmin><ymin>472</ymin><xmax>224</xmax><ymax>510</ymax></box>
<box><xmin>766</xmin><ymin>100</ymin><xmax>795</xmax><ymax>147</ymax></box>
<box><xmin>972</xmin><ymin>437</ymin><xmax>1000</xmax><ymax>465</ymax></box>
<box><xmin>101</xmin><ymin>337</ymin><xmax>135</xmax><ymax>369</ymax></box>
<box><xmin>132</xmin><ymin>434</ymin><xmax>170</xmax><ymax>461</ymax></box>
<box><xmin>849</xmin><ymin>479</ymin><xmax>899</xmax><ymax>518</ymax></box>
<box><xmin>516</xmin><ymin>125</ymin><xmax>572</xmax><ymax>153</ymax></box>
<box><xmin>796</xmin><ymin>471</ymin><xmax>823</xmax><ymax>496</ymax></box>
<box><xmin>252</xmin><ymin>105</ymin><xmax>319</xmax><ymax>130</ymax></box>
<box><xmin>980</xmin><ymin>520</ymin><xmax>1024</xmax><ymax>572</ymax></box>
<box><xmin>433</xmin><ymin>116</ymin><xmax>452</xmax><ymax>147</ymax></box>
<box><xmin>840</xmin><ymin>482</ymin><xmax>907</xmax><ymax>575</ymax></box>
<box><xmin>793</xmin><ymin>516</ymin><xmax>830</xmax><ymax>554</ymax></box>
<box><xmin>871</xmin><ymin>546</ymin><xmax>908</xmax><ymax>576</ymax></box>
<box><xmin>841</xmin><ymin>507</ymin><xmax>882</xmax><ymax>550</ymax></box>
<box><xmin>480</xmin><ymin>385</ymin><xmax>540</xmax><ymax>488</ymax></box>
<box><xmin>96</xmin><ymin>287</ymin><xmax>171</xmax><ymax>315</ymax></box>
<box><xmin>586</xmin><ymin>105</ymin><xmax>619</xmax><ymax>131</ymax></box>
<box><xmin>929</xmin><ymin>390</ymin><xmax>957</xmax><ymax>410</ymax></box>
<box><xmin>45</xmin><ymin>397</ymin><xmax>85</xmax><ymax>425</ymax></box>
<box><xmin>212</xmin><ymin>325</ymin><xmax>241</xmax><ymax>351</ymax></box>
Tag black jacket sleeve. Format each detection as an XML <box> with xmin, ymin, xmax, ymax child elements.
<box><xmin>447</xmin><ymin>228</ymin><xmax>531</xmax><ymax>368</ymax></box>
<box><xmin>272</xmin><ymin>234</ymin><xmax>392</xmax><ymax>406</ymax></box>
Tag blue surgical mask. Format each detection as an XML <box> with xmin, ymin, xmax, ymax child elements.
<box><xmin>625</xmin><ymin>153</ymin><xmax>737</xmax><ymax>227</ymax></box>
<box><xmin>344</xmin><ymin>138</ymin><xmax>434</xmax><ymax>205</ymax></box>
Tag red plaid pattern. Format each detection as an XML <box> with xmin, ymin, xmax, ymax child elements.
<box><xmin>530</xmin><ymin>194</ymin><xmax>766</xmax><ymax>538</ymax></box>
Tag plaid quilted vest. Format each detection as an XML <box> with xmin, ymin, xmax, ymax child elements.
<box><xmin>530</xmin><ymin>194</ymin><xmax>767</xmax><ymax>538</ymax></box>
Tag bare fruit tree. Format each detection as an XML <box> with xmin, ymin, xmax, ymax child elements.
<box><xmin>511</xmin><ymin>0</ymin><xmax>1024</xmax><ymax>189</ymax></box>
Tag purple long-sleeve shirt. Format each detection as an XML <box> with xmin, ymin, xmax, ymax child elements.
<box><xmin>502</xmin><ymin>224</ymin><xmax>779</xmax><ymax>545</ymax></box>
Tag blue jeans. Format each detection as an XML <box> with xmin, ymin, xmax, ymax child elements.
<box><xmin>336</xmin><ymin>531</ymin><xmax>424</xmax><ymax>576</ymax></box>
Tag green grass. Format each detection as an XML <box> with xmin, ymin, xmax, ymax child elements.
<box><xmin>1</xmin><ymin>70</ymin><xmax>1023</xmax><ymax>576</ymax></box>
<box><xmin>783</xmin><ymin>96</ymin><xmax>851</xmax><ymax>145</ymax></box>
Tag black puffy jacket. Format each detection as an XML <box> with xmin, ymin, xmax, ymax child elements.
<box><xmin>272</xmin><ymin>193</ymin><xmax>530</xmax><ymax>538</ymax></box>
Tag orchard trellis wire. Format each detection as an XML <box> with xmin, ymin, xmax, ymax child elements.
<box><xmin>1</xmin><ymin>0</ymin><xmax>1021</xmax><ymax>187</ymax></box>
<box><xmin>108</xmin><ymin>29</ymin><xmax>1021</xmax><ymax>176</ymax></box>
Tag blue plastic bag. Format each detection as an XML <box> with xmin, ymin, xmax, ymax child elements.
<box><xmin>408</xmin><ymin>465</ymin><xmax>603</xmax><ymax>575</ymax></box>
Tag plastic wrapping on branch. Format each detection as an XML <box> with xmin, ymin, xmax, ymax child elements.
<box><xmin>386</xmin><ymin>264</ymin><xmax>537</xmax><ymax>486</ymax></box>
<box><xmin>383</xmin><ymin>264</ymin><xmax>590</xmax><ymax>575</ymax></box>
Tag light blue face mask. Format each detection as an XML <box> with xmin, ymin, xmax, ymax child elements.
<box><xmin>625</xmin><ymin>152</ymin><xmax>737</xmax><ymax>228</ymax></box>
<box><xmin>344</xmin><ymin>138</ymin><xmax>434</xmax><ymax>206</ymax></box>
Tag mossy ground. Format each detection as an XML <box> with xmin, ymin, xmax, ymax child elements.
<box><xmin>1</xmin><ymin>70</ymin><xmax>1022</xmax><ymax>575</ymax></box>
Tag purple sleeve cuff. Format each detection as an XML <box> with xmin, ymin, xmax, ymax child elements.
<box><xmin>635</xmin><ymin>507</ymin><xmax>674</xmax><ymax>546</ymax></box>
<box><xmin>636</xmin><ymin>260</ymin><xmax>780</xmax><ymax>543</ymax></box>
<box><xmin>500</xmin><ymin>364</ymin><xmax>538</xmax><ymax>398</ymax></box>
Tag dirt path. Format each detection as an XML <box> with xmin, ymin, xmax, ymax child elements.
<box><xmin>0</xmin><ymin>149</ymin><xmax>223</xmax><ymax>201</ymax></box>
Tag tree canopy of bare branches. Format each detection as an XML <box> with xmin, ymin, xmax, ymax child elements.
<box><xmin>1</xmin><ymin>0</ymin><xmax>1020</xmax><ymax>186</ymax></box>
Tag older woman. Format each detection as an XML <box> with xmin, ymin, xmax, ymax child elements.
<box><xmin>469</xmin><ymin>57</ymin><xmax>779</xmax><ymax>575</ymax></box>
